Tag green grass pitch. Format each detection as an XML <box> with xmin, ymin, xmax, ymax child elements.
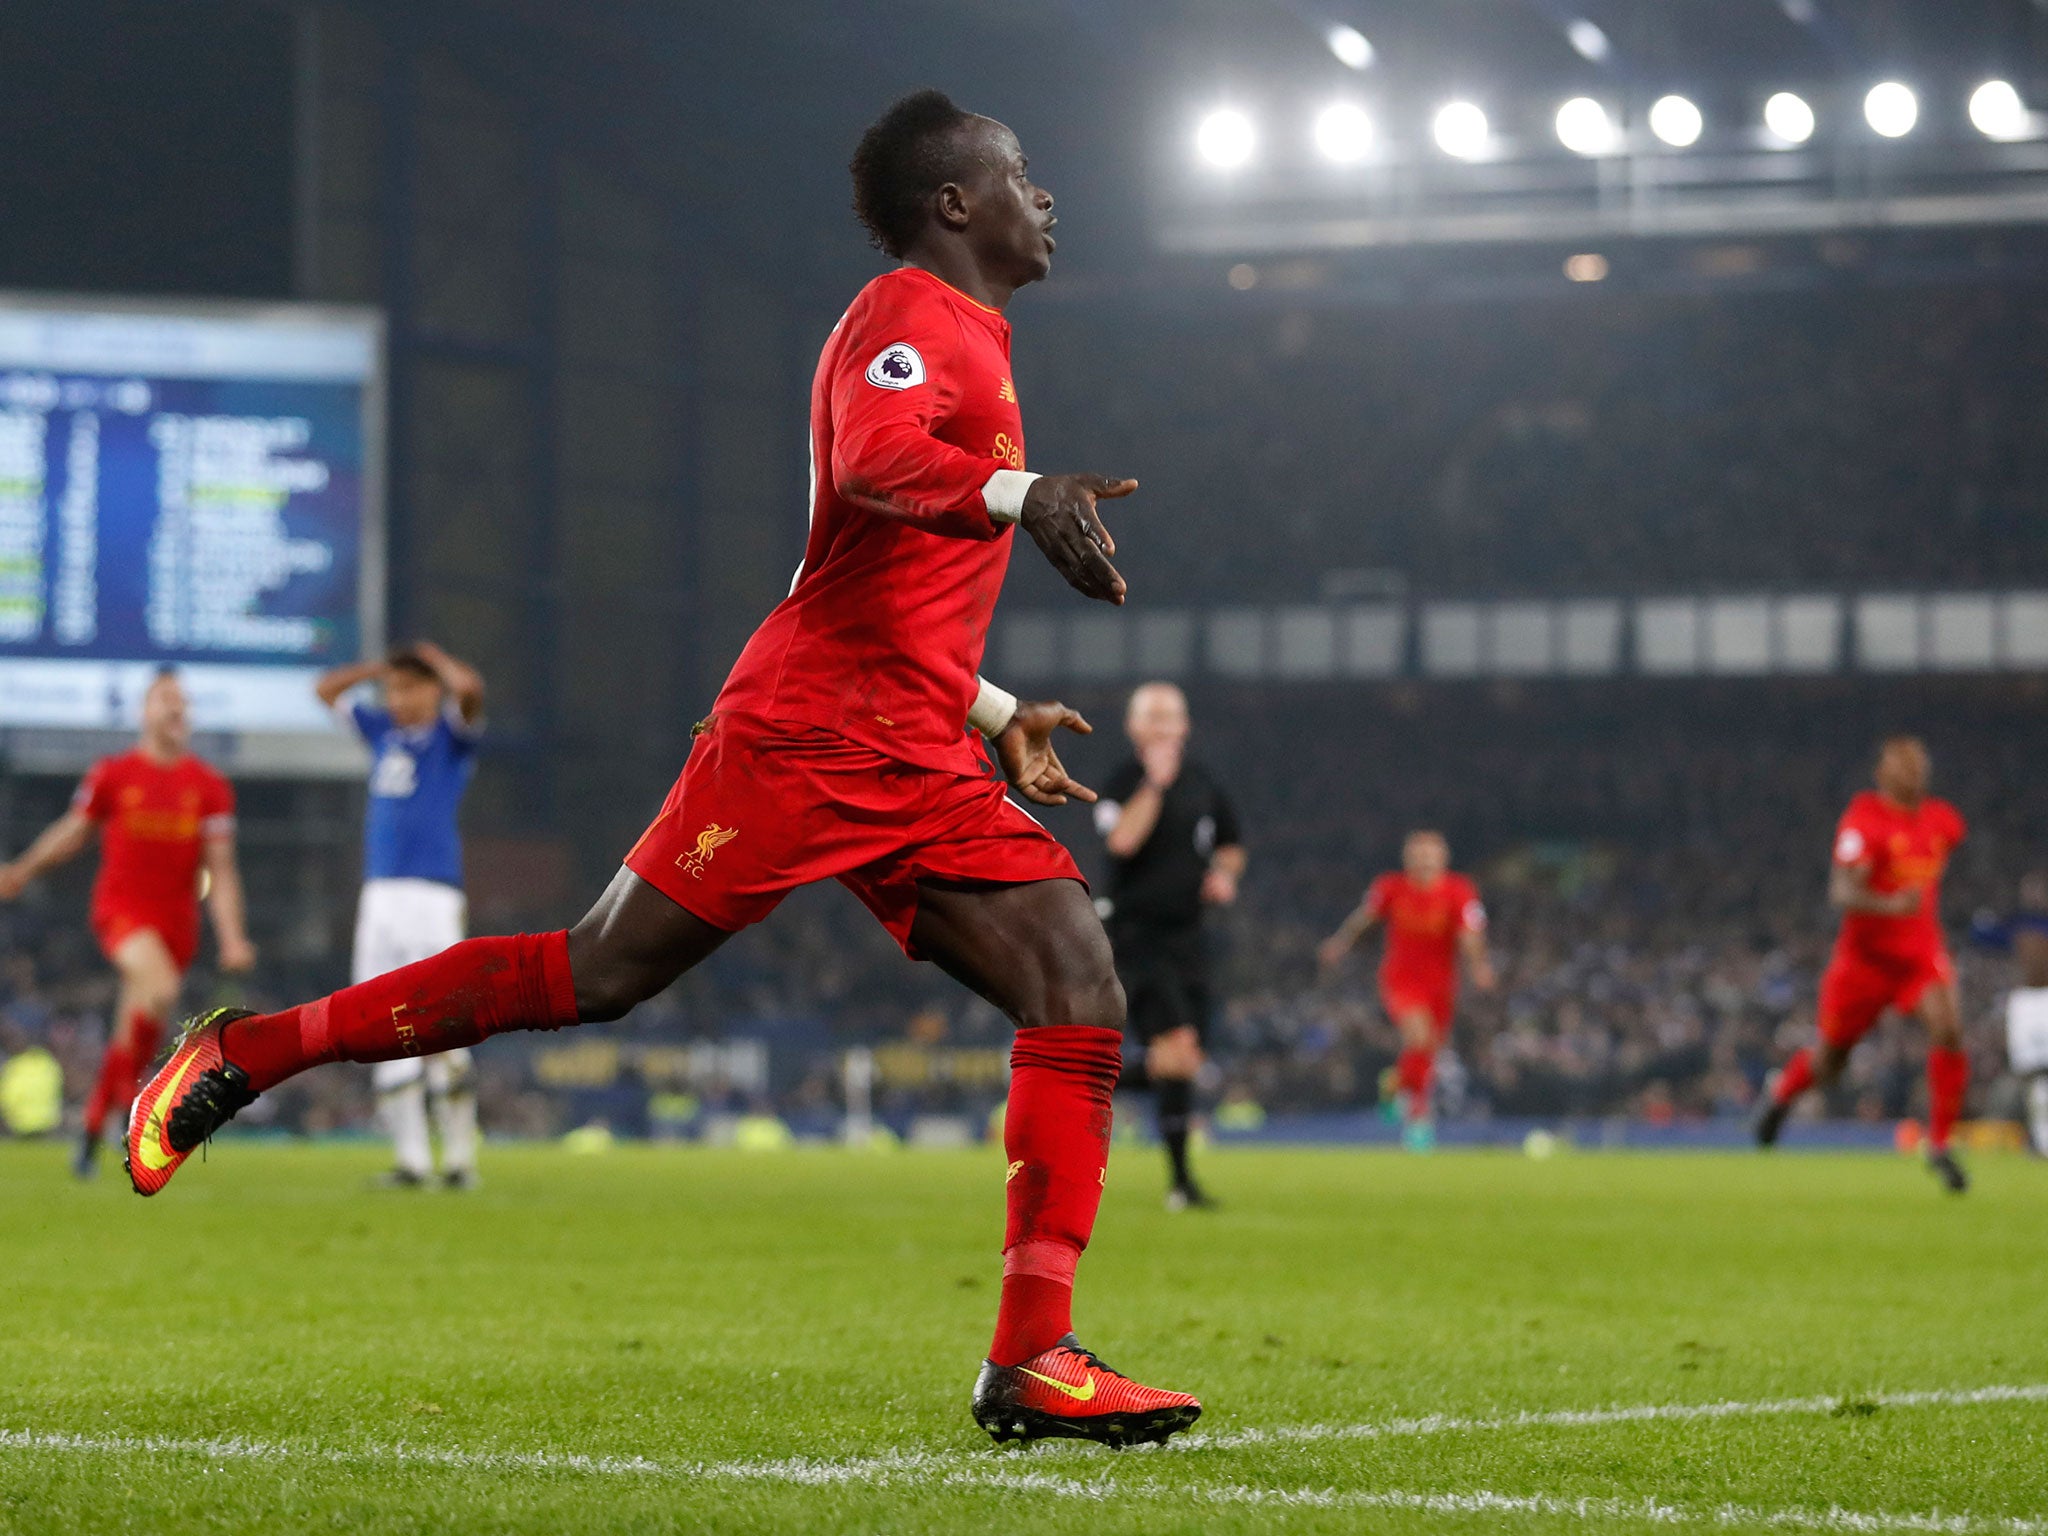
<box><xmin>2</xmin><ymin>1138</ymin><xmax>2045</xmax><ymax>1534</ymax></box>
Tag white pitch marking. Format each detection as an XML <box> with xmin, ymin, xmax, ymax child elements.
<box><xmin>939</xmin><ymin>1468</ymin><xmax>2048</xmax><ymax>1535</ymax></box>
<box><xmin>4</xmin><ymin>1426</ymin><xmax>2039</xmax><ymax>1533</ymax></box>
<box><xmin>1174</xmin><ymin>1381</ymin><xmax>2048</xmax><ymax>1453</ymax></box>
<box><xmin>4</xmin><ymin>1378</ymin><xmax>2046</xmax><ymax>1529</ymax></box>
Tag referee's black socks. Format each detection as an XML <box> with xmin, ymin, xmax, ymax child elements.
<box><xmin>1156</xmin><ymin>1077</ymin><xmax>1194</xmax><ymax>1188</ymax></box>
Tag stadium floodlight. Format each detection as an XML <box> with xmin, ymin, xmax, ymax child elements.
<box><xmin>1864</xmin><ymin>81</ymin><xmax>1917</xmax><ymax>138</ymax></box>
<box><xmin>1313</xmin><ymin>102</ymin><xmax>1374</xmax><ymax>163</ymax></box>
<box><xmin>1969</xmin><ymin>79</ymin><xmax>2029</xmax><ymax>140</ymax></box>
<box><xmin>1565</xmin><ymin>19</ymin><xmax>1611</xmax><ymax>62</ymax></box>
<box><xmin>1556</xmin><ymin>97</ymin><xmax>1618</xmax><ymax>156</ymax></box>
<box><xmin>1326</xmin><ymin>23</ymin><xmax>1373</xmax><ymax>70</ymax></box>
<box><xmin>1648</xmin><ymin>94</ymin><xmax>1703</xmax><ymax>148</ymax></box>
<box><xmin>1763</xmin><ymin>91</ymin><xmax>1816</xmax><ymax>146</ymax></box>
<box><xmin>1195</xmin><ymin>108</ymin><xmax>1256</xmax><ymax>169</ymax></box>
<box><xmin>1433</xmin><ymin>100</ymin><xmax>1489</xmax><ymax>159</ymax></box>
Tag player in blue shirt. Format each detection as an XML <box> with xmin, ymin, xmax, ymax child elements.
<box><xmin>317</xmin><ymin>642</ymin><xmax>486</xmax><ymax>1187</ymax></box>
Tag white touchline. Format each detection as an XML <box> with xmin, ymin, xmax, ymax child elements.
<box><xmin>937</xmin><ymin>1469</ymin><xmax>2048</xmax><ymax>1535</ymax></box>
<box><xmin>3</xmin><ymin>1379</ymin><xmax>2045</xmax><ymax>1527</ymax></box>
<box><xmin>1172</xmin><ymin>1381</ymin><xmax>2048</xmax><ymax>1453</ymax></box>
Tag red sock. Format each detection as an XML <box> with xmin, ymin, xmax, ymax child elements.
<box><xmin>222</xmin><ymin>932</ymin><xmax>578</xmax><ymax>1092</ymax></box>
<box><xmin>83</xmin><ymin>1041</ymin><xmax>132</xmax><ymax>1139</ymax></box>
<box><xmin>1926</xmin><ymin>1048</ymin><xmax>1968</xmax><ymax>1151</ymax></box>
<box><xmin>989</xmin><ymin>1025</ymin><xmax>1121</xmax><ymax>1367</ymax></box>
<box><xmin>1396</xmin><ymin>1046</ymin><xmax>1436</xmax><ymax>1122</ymax></box>
<box><xmin>83</xmin><ymin>1011</ymin><xmax>163</xmax><ymax>1137</ymax></box>
<box><xmin>1773</xmin><ymin>1048</ymin><xmax>1815</xmax><ymax>1106</ymax></box>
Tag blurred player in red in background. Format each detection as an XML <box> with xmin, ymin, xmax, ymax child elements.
<box><xmin>0</xmin><ymin>670</ymin><xmax>255</xmax><ymax>1178</ymax></box>
<box><xmin>1319</xmin><ymin>830</ymin><xmax>1495</xmax><ymax>1152</ymax></box>
<box><xmin>1755</xmin><ymin>736</ymin><xmax>1971</xmax><ymax>1193</ymax></box>
<box><xmin>126</xmin><ymin>91</ymin><xmax>1200</xmax><ymax>1449</ymax></box>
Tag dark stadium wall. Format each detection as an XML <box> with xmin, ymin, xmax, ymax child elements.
<box><xmin>290</xmin><ymin>2</ymin><xmax>817</xmax><ymax>915</ymax></box>
<box><xmin>0</xmin><ymin>1</ymin><xmax>295</xmax><ymax>297</ymax></box>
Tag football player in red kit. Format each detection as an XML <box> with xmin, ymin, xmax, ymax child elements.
<box><xmin>1320</xmin><ymin>830</ymin><xmax>1495</xmax><ymax>1151</ymax></box>
<box><xmin>128</xmin><ymin>92</ymin><xmax>1199</xmax><ymax>1447</ymax></box>
<box><xmin>1755</xmin><ymin>737</ymin><xmax>1972</xmax><ymax>1192</ymax></box>
<box><xmin>0</xmin><ymin>671</ymin><xmax>255</xmax><ymax>1177</ymax></box>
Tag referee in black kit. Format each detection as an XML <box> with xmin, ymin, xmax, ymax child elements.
<box><xmin>1094</xmin><ymin>682</ymin><xmax>1246</xmax><ymax>1210</ymax></box>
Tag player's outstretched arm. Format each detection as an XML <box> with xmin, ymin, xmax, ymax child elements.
<box><xmin>1829</xmin><ymin>861</ymin><xmax>1919</xmax><ymax>916</ymax></box>
<box><xmin>0</xmin><ymin>810</ymin><xmax>95</xmax><ymax>900</ymax></box>
<box><xmin>413</xmin><ymin>640</ymin><xmax>487</xmax><ymax>726</ymax></box>
<box><xmin>1461</xmin><ymin>926</ymin><xmax>1498</xmax><ymax>991</ymax></box>
<box><xmin>1017</xmin><ymin>475</ymin><xmax>1134</xmax><ymax>605</ymax></box>
<box><xmin>314</xmin><ymin>659</ymin><xmax>385</xmax><ymax>709</ymax></box>
<box><xmin>991</xmin><ymin>698</ymin><xmax>1097</xmax><ymax>807</ymax></box>
<box><xmin>1317</xmin><ymin>900</ymin><xmax>1380</xmax><ymax>973</ymax></box>
<box><xmin>1103</xmin><ymin>740</ymin><xmax>1179</xmax><ymax>857</ymax></box>
<box><xmin>202</xmin><ymin>833</ymin><xmax>257</xmax><ymax>973</ymax></box>
<box><xmin>1202</xmin><ymin>844</ymin><xmax>1246</xmax><ymax>906</ymax></box>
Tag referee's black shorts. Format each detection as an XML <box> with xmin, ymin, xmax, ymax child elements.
<box><xmin>1107</xmin><ymin>921</ymin><xmax>1210</xmax><ymax>1047</ymax></box>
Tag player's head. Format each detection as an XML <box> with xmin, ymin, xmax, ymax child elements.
<box><xmin>383</xmin><ymin>648</ymin><xmax>443</xmax><ymax>729</ymax></box>
<box><xmin>1403</xmin><ymin>829</ymin><xmax>1450</xmax><ymax>882</ymax></box>
<box><xmin>139</xmin><ymin>669</ymin><xmax>189</xmax><ymax>755</ymax></box>
<box><xmin>850</xmin><ymin>90</ymin><xmax>1055</xmax><ymax>286</ymax></box>
<box><xmin>1125</xmin><ymin>681</ymin><xmax>1189</xmax><ymax>750</ymax></box>
<box><xmin>1874</xmin><ymin>735</ymin><xmax>1930</xmax><ymax>805</ymax></box>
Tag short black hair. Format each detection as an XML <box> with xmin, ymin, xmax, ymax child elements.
<box><xmin>850</xmin><ymin>89</ymin><xmax>981</xmax><ymax>258</ymax></box>
<box><xmin>386</xmin><ymin>648</ymin><xmax>439</xmax><ymax>683</ymax></box>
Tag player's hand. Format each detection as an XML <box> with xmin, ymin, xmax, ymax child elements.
<box><xmin>1201</xmin><ymin>867</ymin><xmax>1239</xmax><ymax>906</ymax></box>
<box><xmin>1138</xmin><ymin>737</ymin><xmax>1183</xmax><ymax>790</ymax></box>
<box><xmin>0</xmin><ymin>864</ymin><xmax>24</xmax><ymax>901</ymax></box>
<box><xmin>995</xmin><ymin>699</ymin><xmax>1096</xmax><ymax>806</ymax></box>
<box><xmin>1472</xmin><ymin>958</ymin><xmax>1499</xmax><ymax>992</ymax></box>
<box><xmin>1019</xmin><ymin>475</ymin><xmax>1134</xmax><ymax>605</ymax></box>
<box><xmin>1316</xmin><ymin>935</ymin><xmax>1349</xmax><ymax>974</ymax></box>
<box><xmin>219</xmin><ymin>935</ymin><xmax>258</xmax><ymax>974</ymax></box>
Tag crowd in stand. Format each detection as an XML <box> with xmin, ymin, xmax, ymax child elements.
<box><xmin>5</xmin><ymin>677</ymin><xmax>2038</xmax><ymax>1137</ymax></box>
<box><xmin>1186</xmin><ymin>679</ymin><xmax>2043</xmax><ymax>1126</ymax></box>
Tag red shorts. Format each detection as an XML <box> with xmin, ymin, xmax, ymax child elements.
<box><xmin>1380</xmin><ymin>979</ymin><xmax>1456</xmax><ymax>1036</ymax></box>
<box><xmin>1818</xmin><ymin>947</ymin><xmax>1953</xmax><ymax>1048</ymax></box>
<box><xmin>90</xmin><ymin>905</ymin><xmax>198</xmax><ymax>974</ymax></box>
<box><xmin>624</xmin><ymin>713</ymin><xmax>1084</xmax><ymax>958</ymax></box>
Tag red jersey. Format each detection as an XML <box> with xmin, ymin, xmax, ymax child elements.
<box><xmin>1831</xmin><ymin>790</ymin><xmax>1965</xmax><ymax>964</ymax></box>
<box><xmin>75</xmin><ymin>750</ymin><xmax>235</xmax><ymax>926</ymax></box>
<box><xmin>1367</xmin><ymin>871</ymin><xmax>1486</xmax><ymax>994</ymax></box>
<box><xmin>715</xmin><ymin>266</ymin><xmax>1025</xmax><ymax>776</ymax></box>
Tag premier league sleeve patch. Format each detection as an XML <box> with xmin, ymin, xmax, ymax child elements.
<box><xmin>864</xmin><ymin>342</ymin><xmax>927</xmax><ymax>390</ymax></box>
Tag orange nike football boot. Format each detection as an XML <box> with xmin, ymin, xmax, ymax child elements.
<box><xmin>126</xmin><ymin>1009</ymin><xmax>259</xmax><ymax>1197</ymax></box>
<box><xmin>971</xmin><ymin>1334</ymin><xmax>1201</xmax><ymax>1447</ymax></box>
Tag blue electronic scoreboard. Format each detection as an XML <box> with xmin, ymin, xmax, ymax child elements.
<box><xmin>0</xmin><ymin>295</ymin><xmax>383</xmax><ymax>758</ymax></box>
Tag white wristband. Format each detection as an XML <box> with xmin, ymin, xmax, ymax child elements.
<box><xmin>967</xmin><ymin>675</ymin><xmax>1019</xmax><ymax>737</ymax></box>
<box><xmin>981</xmin><ymin>468</ymin><xmax>1040</xmax><ymax>525</ymax></box>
